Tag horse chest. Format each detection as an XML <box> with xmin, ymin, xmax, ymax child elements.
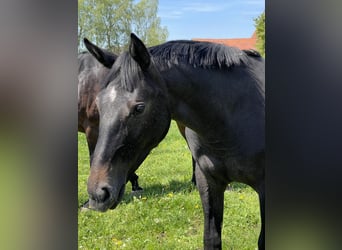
<box><xmin>189</xmin><ymin>135</ymin><xmax>263</xmax><ymax>185</ymax></box>
<box><xmin>223</xmin><ymin>155</ymin><xmax>263</xmax><ymax>185</ymax></box>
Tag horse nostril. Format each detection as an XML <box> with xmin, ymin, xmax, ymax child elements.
<box><xmin>95</xmin><ymin>186</ymin><xmax>110</xmax><ymax>203</ymax></box>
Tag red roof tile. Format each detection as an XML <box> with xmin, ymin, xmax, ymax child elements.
<box><xmin>192</xmin><ymin>31</ymin><xmax>257</xmax><ymax>50</ymax></box>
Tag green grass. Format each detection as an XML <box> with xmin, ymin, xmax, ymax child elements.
<box><xmin>78</xmin><ymin>121</ymin><xmax>260</xmax><ymax>249</ymax></box>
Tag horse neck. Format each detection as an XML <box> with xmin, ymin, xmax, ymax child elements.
<box><xmin>160</xmin><ymin>63</ymin><xmax>264</xmax><ymax>144</ymax></box>
<box><xmin>161</xmin><ymin>66</ymin><xmax>227</xmax><ymax>135</ymax></box>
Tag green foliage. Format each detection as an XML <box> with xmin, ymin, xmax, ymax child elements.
<box><xmin>254</xmin><ymin>12</ymin><xmax>265</xmax><ymax>57</ymax></box>
<box><xmin>78</xmin><ymin>122</ymin><xmax>261</xmax><ymax>249</ymax></box>
<box><xmin>78</xmin><ymin>0</ymin><xmax>168</xmax><ymax>53</ymax></box>
<box><xmin>132</xmin><ymin>0</ymin><xmax>168</xmax><ymax>47</ymax></box>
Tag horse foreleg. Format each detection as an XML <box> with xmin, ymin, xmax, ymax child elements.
<box><xmin>129</xmin><ymin>173</ymin><xmax>143</xmax><ymax>191</ymax></box>
<box><xmin>257</xmin><ymin>183</ymin><xmax>265</xmax><ymax>250</ymax></box>
<box><xmin>195</xmin><ymin>163</ymin><xmax>226</xmax><ymax>250</ymax></box>
<box><xmin>85</xmin><ymin>125</ymin><xmax>99</xmax><ymax>164</ymax></box>
<box><xmin>191</xmin><ymin>157</ymin><xmax>196</xmax><ymax>185</ymax></box>
<box><xmin>176</xmin><ymin>122</ymin><xmax>197</xmax><ymax>185</ymax></box>
<box><xmin>79</xmin><ymin>126</ymin><xmax>99</xmax><ymax>210</ymax></box>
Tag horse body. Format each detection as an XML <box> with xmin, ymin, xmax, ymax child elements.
<box><xmin>87</xmin><ymin>34</ymin><xmax>264</xmax><ymax>249</ymax></box>
<box><xmin>157</xmin><ymin>45</ymin><xmax>265</xmax><ymax>249</ymax></box>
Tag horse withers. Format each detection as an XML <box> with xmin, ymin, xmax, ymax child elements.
<box><xmin>86</xmin><ymin>33</ymin><xmax>265</xmax><ymax>249</ymax></box>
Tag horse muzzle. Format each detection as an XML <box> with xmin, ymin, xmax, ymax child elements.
<box><xmin>87</xmin><ymin>183</ymin><xmax>126</xmax><ymax>212</ymax></box>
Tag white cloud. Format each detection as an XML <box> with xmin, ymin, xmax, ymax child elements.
<box><xmin>159</xmin><ymin>10</ymin><xmax>183</xmax><ymax>19</ymax></box>
<box><xmin>183</xmin><ymin>3</ymin><xmax>224</xmax><ymax>12</ymax></box>
<box><xmin>159</xmin><ymin>1</ymin><xmax>233</xmax><ymax>19</ymax></box>
<box><xmin>159</xmin><ymin>0</ymin><xmax>264</xmax><ymax>20</ymax></box>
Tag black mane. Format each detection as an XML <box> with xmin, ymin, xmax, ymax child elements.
<box><xmin>242</xmin><ymin>49</ymin><xmax>261</xmax><ymax>57</ymax></box>
<box><xmin>105</xmin><ymin>51</ymin><xmax>145</xmax><ymax>92</ymax></box>
<box><xmin>149</xmin><ymin>40</ymin><xmax>254</xmax><ymax>69</ymax></box>
<box><xmin>106</xmin><ymin>40</ymin><xmax>261</xmax><ymax>91</ymax></box>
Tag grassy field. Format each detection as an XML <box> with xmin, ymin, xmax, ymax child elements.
<box><xmin>78</xmin><ymin>121</ymin><xmax>260</xmax><ymax>249</ymax></box>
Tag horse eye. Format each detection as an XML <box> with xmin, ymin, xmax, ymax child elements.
<box><xmin>133</xmin><ymin>103</ymin><xmax>145</xmax><ymax>115</ymax></box>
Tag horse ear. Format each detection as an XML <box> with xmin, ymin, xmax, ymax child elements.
<box><xmin>83</xmin><ymin>38</ymin><xmax>117</xmax><ymax>68</ymax></box>
<box><xmin>129</xmin><ymin>33</ymin><xmax>150</xmax><ymax>71</ymax></box>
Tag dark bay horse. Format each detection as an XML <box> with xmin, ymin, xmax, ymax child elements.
<box><xmin>78</xmin><ymin>39</ymin><xmax>196</xmax><ymax>196</ymax></box>
<box><xmin>78</xmin><ymin>40</ymin><xmax>142</xmax><ymax>192</ymax></box>
<box><xmin>86</xmin><ymin>33</ymin><xmax>265</xmax><ymax>249</ymax></box>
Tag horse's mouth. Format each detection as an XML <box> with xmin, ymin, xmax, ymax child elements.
<box><xmin>88</xmin><ymin>184</ymin><xmax>125</xmax><ymax>212</ymax></box>
<box><xmin>109</xmin><ymin>184</ymin><xmax>125</xmax><ymax>209</ymax></box>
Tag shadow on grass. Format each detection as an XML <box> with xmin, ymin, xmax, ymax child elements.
<box><xmin>122</xmin><ymin>179</ymin><xmax>196</xmax><ymax>204</ymax></box>
<box><xmin>121</xmin><ymin>180</ymin><xmax>251</xmax><ymax>205</ymax></box>
<box><xmin>78</xmin><ymin>180</ymin><xmax>252</xmax><ymax>208</ymax></box>
<box><xmin>78</xmin><ymin>180</ymin><xmax>195</xmax><ymax>209</ymax></box>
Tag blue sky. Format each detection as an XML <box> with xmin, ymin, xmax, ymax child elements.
<box><xmin>157</xmin><ymin>0</ymin><xmax>264</xmax><ymax>41</ymax></box>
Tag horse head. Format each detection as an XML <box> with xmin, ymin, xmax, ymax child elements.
<box><xmin>87</xmin><ymin>33</ymin><xmax>171</xmax><ymax>211</ymax></box>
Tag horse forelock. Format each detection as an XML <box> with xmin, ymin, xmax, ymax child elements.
<box><xmin>104</xmin><ymin>52</ymin><xmax>144</xmax><ymax>92</ymax></box>
<box><xmin>148</xmin><ymin>41</ymin><xmax>251</xmax><ymax>69</ymax></box>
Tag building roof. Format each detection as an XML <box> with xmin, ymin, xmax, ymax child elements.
<box><xmin>192</xmin><ymin>31</ymin><xmax>257</xmax><ymax>50</ymax></box>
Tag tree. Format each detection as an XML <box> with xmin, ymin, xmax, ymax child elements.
<box><xmin>78</xmin><ymin>0</ymin><xmax>168</xmax><ymax>53</ymax></box>
<box><xmin>132</xmin><ymin>0</ymin><xmax>168</xmax><ymax>47</ymax></box>
<box><xmin>254</xmin><ymin>12</ymin><xmax>265</xmax><ymax>57</ymax></box>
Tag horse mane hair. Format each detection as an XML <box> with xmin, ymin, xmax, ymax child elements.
<box><xmin>105</xmin><ymin>51</ymin><xmax>145</xmax><ymax>92</ymax></box>
<box><xmin>106</xmin><ymin>40</ymin><xmax>262</xmax><ymax>91</ymax></box>
<box><xmin>149</xmin><ymin>40</ymin><xmax>260</xmax><ymax>69</ymax></box>
<box><xmin>242</xmin><ymin>49</ymin><xmax>261</xmax><ymax>57</ymax></box>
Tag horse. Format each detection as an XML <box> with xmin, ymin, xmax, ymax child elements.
<box><xmin>86</xmin><ymin>33</ymin><xmax>265</xmax><ymax>249</ymax></box>
<box><xmin>78</xmin><ymin>40</ymin><xmax>143</xmax><ymax>194</ymax></box>
<box><xmin>78</xmin><ymin>39</ymin><xmax>196</xmax><ymax>197</ymax></box>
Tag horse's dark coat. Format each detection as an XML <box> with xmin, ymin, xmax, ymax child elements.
<box><xmin>87</xmin><ymin>34</ymin><xmax>264</xmax><ymax>250</ymax></box>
